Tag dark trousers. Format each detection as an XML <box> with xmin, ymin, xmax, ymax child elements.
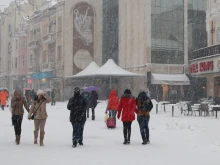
<box><xmin>12</xmin><ymin>115</ymin><xmax>23</xmax><ymax>136</ymax></box>
<box><xmin>71</xmin><ymin>121</ymin><xmax>86</xmax><ymax>145</ymax></box>
<box><xmin>138</xmin><ymin>116</ymin><xmax>150</xmax><ymax>141</ymax></box>
<box><xmin>1</xmin><ymin>105</ymin><xmax>5</xmax><ymax>110</ymax></box>
<box><xmin>51</xmin><ymin>98</ymin><xmax>56</xmax><ymax>105</ymax></box>
<box><xmin>87</xmin><ymin>108</ymin><xmax>95</xmax><ymax>117</ymax></box>
<box><xmin>123</xmin><ymin>121</ymin><xmax>132</xmax><ymax>141</ymax></box>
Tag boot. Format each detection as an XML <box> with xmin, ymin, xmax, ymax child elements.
<box><xmin>123</xmin><ymin>139</ymin><xmax>128</xmax><ymax>145</ymax></box>
<box><xmin>16</xmin><ymin>135</ymin><xmax>20</xmax><ymax>145</ymax></box>
<box><xmin>34</xmin><ymin>131</ymin><xmax>38</xmax><ymax>144</ymax></box>
<box><xmin>40</xmin><ymin>133</ymin><xmax>44</xmax><ymax>146</ymax></box>
<box><xmin>92</xmin><ymin>116</ymin><xmax>95</xmax><ymax>120</ymax></box>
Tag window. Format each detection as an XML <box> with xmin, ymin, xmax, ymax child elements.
<box><xmin>22</xmin><ymin>56</ymin><xmax>25</xmax><ymax>67</ymax></box>
<box><xmin>22</xmin><ymin>36</ymin><xmax>26</xmax><ymax>47</ymax></box>
<box><xmin>30</xmin><ymin>54</ymin><xmax>33</xmax><ymax>65</ymax></box>
<box><xmin>15</xmin><ymin>40</ymin><xmax>18</xmax><ymax>49</ymax></box>
<box><xmin>11</xmin><ymin>58</ymin><xmax>13</xmax><ymax>68</ymax></box>
<box><xmin>42</xmin><ymin>50</ymin><xmax>47</xmax><ymax>63</ymax></box>
<box><xmin>8</xmin><ymin>25</ymin><xmax>11</xmax><ymax>33</ymax></box>
<box><xmin>57</xmin><ymin>46</ymin><xmax>61</xmax><ymax>61</ymax></box>
<box><xmin>15</xmin><ymin>57</ymin><xmax>18</xmax><ymax>68</ymax></box>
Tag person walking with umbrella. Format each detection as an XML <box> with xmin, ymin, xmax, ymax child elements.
<box><xmin>117</xmin><ymin>89</ymin><xmax>137</xmax><ymax>145</ymax></box>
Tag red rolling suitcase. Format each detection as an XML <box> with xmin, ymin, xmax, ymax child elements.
<box><xmin>106</xmin><ymin>118</ymin><xmax>115</xmax><ymax>129</ymax></box>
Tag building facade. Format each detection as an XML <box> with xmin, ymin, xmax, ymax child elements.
<box><xmin>188</xmin><ymin>0</ymin><xmax>220</xmax><ymax>99</ymax></box>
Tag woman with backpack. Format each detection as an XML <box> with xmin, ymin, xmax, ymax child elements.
<box><xmin>136</xmin><ymin>91</ymin><xmax>153</xmax><ymax>145</ymax></box>
<box><xmin>117</xmin><ymin>89</ymin><xmax>136</xmax><ymax>145</ymax></box>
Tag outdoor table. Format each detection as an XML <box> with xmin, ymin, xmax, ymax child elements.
<box><xmin>210</xmin><ymin>105</ymin><xmax>220</xmax><ymax>118</ymax></box>
<box><xmin>167</xmin><ymin>104</ymin><xmax>177</xmax><ymax>117</ymax></box>
<box><xmin>158</xmin><ymin>101</ymin><xmax>170</xmax><ymax>113</ymax></box>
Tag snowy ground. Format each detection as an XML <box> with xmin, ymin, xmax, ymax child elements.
<box><xmin>1</xmin><ymin>101</ymin><xmax>220</xmax><ymax>165</ymax></box>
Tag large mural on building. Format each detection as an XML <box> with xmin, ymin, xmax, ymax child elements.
<box><xmin>72</xmin><ymin>2</ymin><xmax>94</xmax><ymax>72</ymax></box>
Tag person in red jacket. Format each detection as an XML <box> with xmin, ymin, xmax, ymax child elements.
<box><xmin>105</xmin><ymin>89</ymin><xmax>119</xmax><ymax>127</ymax></box>
<box><xmin>117</xmin><ymin>89</ymin><xmax>137</xmax><ymax>145</ymax></box>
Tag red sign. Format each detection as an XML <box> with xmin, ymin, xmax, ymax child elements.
<box><xmin>28</xmin><ymin>79</ymin><xmax>33</xmax><ymax>84</ymax></box>
<box><xmin>199</xmin><ymin>61</ymin><xmax>213</xmax><ymax>72</ymax></box>
<box><xmin>189</xmin><ymin>63</ymin><xmax>198</xmax><ymax>73</ymax></box>
<box><xmin>189</xmin><ymin>61</ymin><xmax>213</xmax><ymax>73</ymax></box>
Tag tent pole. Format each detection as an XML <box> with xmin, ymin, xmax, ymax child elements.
<box><xmin>110</xmin><ymin>76</ymin><xmax>112</xmax><ymax>89</ymax></box>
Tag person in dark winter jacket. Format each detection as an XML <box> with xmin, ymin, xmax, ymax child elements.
<box><xmin>81</xmin><ymin>91</ymin><xmax>91</xmax><ymax>118</ymax></box>
<box><xmin>88</xmin><ymin>91</ymin><xmax>98</xmax><ymax>120</ymax></box>
<box><xmin>117</xmin><ymin>89</ymin><xmax>137</xmax><ymax>145</ymax></box>
<box><xmin>136</xmin><ymin>91</ymin><xmax>153</xmax><ymax>145</ymax></box>
<box><xmin>67</xmin><ymin>87</ymin><xmax>88</xmax><ymax>148</ymax></box>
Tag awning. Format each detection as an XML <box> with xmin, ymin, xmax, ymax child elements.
<box><xmin>151</xmin><ymin>73</ymin><xmax>190</xmax><ymax>85</ymax></box>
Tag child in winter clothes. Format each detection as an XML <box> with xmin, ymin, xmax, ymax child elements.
<box><xmin>117</xmin><ymin>89</ymin><xmax>137</xmax><ymax>144</ymax></box>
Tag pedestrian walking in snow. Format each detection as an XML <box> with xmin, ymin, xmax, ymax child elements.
<box><xmin>136</xmin><ymin>91</ymin><xmax>153</xmax><ymax>145</ymax></box>
<box><xmin>67</xmin><ymin>87</ymin><xmax>87</xmax><ymax>148</ymax></box>
<box><xmin>28</xmin><ymin>90</ymin><xmax>51</xmax><ymax>146</ymax></box>
<box><xmin>105</xmin><ymin>89</ymin><xmax>119</xmax><ymax>127</ymax></box>
<box><xmin>51</xmin><ymin>89</ymin><xmax>56</xmax><ymax>106</ymax></box>
<box><xmin>81</xmin><ymin>91</ymin><xmax>91</xmax><ymax>118</ymax></box>
<box><xmin>117</xmin><ymin>89</ymin><xmax>137</xmax><ymax>145</ymax></box>
<box><xmin>11</xmin><ymin>89</ymin><xmax>30</xmax><ymax>145</ymax></box>
<box><xmin>0</xmin><ymin>89</ymin><xmax>8</xmax><ymax>110</ymax></box>
<box><xmin>88</xmin><ymin>90</ymin><xmax>98</xmax><ymax>120</ymax></box>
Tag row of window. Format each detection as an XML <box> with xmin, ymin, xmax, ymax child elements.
<box><xmin>11</xmin><ymin>56</ymin><xmax>25</xmax><ymax>69</ymax></box>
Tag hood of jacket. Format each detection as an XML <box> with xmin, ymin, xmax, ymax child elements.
<box><xmin>109</xmin><ymin>90</ymin><xmax>117</xmax><ymax>97</ymax></box>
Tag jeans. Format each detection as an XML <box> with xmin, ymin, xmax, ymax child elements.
<box><xmin>71</xmin><ymin>121</ymin><xmax>86</xmax><ymax>145</ymax></box>
<box><xmin>123</xmin><ymin>121</ymin><xmax>132</xmax><ymax>141</ymax></box>
<box><xmin>108</xmin><ymin>110</ymin><xmax>117</xmax><ymax>125</ymax></box>
<box><xmin>137</xmin><ymin>116</ymin><xmax>150</xmax><ymax>141</ymax></box>
<box><xmin>12</xmin><ymin>115</ymin><xmax>23</xmax><ymax>136</ymax></box>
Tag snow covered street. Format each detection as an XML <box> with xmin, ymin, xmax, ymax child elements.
<box><xmin>1</xmin><ymin>101</ymin><xmax>220</xmax><ymax>165</ymax></box>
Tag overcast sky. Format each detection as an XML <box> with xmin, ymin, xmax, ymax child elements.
<box><xmin>0</xmin><ymin>0</ymin><xmax>13</xmax><ymax>11</ymax></box>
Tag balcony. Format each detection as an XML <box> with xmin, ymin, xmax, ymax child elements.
<box><xmin>189</xmin><ymin>44</ymin><xmax>220</xmax><ymax>61</ymax></box>
<box><xmin>43</xmin><ymin>33</ymin><xmax>56</xmax><ymax>44</ymax></box>
<box><xmin>28</xmin><ymin>41</ymin><xmax>39</xmax><ymax>49</ymax></box>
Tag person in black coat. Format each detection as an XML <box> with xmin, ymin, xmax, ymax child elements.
<box><xmin>136</xmin><ymin>91</ymin><xmax>153</xmax><ymax>145</ymax></box>
<box><xmin>67</xmin><ymin>87</ymin><xmax>87</xmax><ymax>148</ymax></box>
<box><xmin>88</xmin><ymin>91</ymin><xmax>98</xmax><ymax>120</ymax></box>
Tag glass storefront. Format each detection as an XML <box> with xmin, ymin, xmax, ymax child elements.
<box><xmin>151</xmin><ymin>0</ymin><xmax>184</xmax><ymax>64</ymax></box>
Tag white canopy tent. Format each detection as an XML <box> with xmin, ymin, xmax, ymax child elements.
<box><xmin>151</xmin><ymin>73</ymin><xmax>190</xmax><ymax>85</ymax></box>
<box><xmin>66</xmin><ymin>61</ymin><xmax>100</xmax><ymax>78</ymax></box>
<box><xmin>94</xmin><ymin>59</ymin><xmax>144</xmax><ymax>88</ymax></box>
<box><xmin>66</xmin><ymin>59</ymin><xmax>144</xmax><ymax>89</ymax></box>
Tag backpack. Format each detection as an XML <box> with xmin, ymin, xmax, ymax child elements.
<box><xmin>140</xmin><ymin>99</ymin><xmax>151</xmax><ymax>112</ymax></box>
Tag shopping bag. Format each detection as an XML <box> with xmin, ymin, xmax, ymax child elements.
<box><xmin>104</xmin><ymin>113</ymin><xmax>108</xmax><ymax>123</ymax></box>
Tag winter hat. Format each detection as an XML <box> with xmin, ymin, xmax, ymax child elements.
<box><xmin>124</xmin><ymin>89</ymin><xmax>131</xmax><ymax>94</ymax></box>
<box><xmin>14</xmin><ymin>88</ymin><xmax>22</xmax><ymax>97</ymax></box>
<box><xmin>74</xmin><ymin>87</ymin><xmax>81</xmax><ymax>92</ymax></box>
<box><xmin>37</xmin><ymin>89</ymin><xmax>44</xmax><ymax>96</ymax></box>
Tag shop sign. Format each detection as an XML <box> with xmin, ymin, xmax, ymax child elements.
<box><xmin>32</xmin><ymin>71</ymin><xmax>53</xmax><ymax>80</ymax></box>
<box><xmin>28</xmin><ymin>79</ymin><xmax>33</xmax><ymax>84</ymax></box>
<box><xmin>189</xmin><ymin>61</ymin><xmax>213</xmax><ymax>73</ymax></box>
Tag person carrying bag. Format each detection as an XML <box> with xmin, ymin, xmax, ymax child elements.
<box><xmin>28</xmin><ymin>90</ymin><xmax>51</xmax><ymax>146</ymax></box>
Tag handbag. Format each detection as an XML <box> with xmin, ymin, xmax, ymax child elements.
<box><xmin>31</xmin><ymin>100</ymin><xmax>43</xmax><ymax>120</ymax></box>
